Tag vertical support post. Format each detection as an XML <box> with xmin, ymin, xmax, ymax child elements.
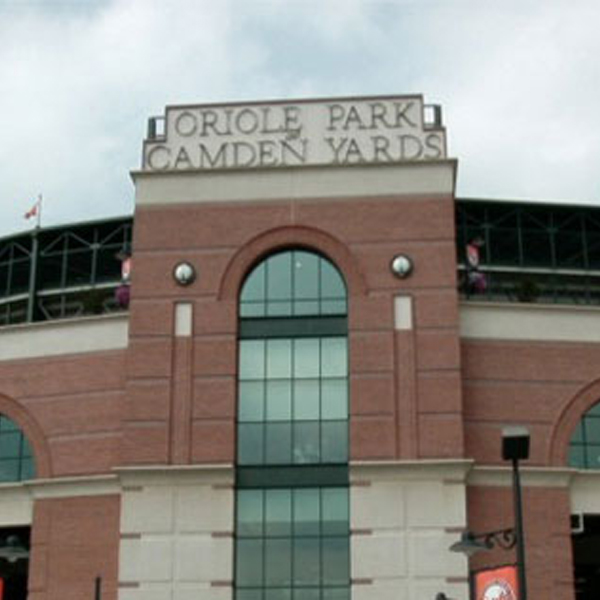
<box><xmin>512</xmin><ymin>458</ymin><xmax>527</xmax><ymax>600</ymax></box>
<box><xmin>94</xmin><ymin>576</ymin><xmax>101</xmax><ymax>600</ymax></box>
<box><xmin>26</xmin><ymin>229</ymin><xmax>40</xmax><ymax>323</ymax></box>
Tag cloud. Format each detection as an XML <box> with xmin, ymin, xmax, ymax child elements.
<box><xmin>1</xmin><ymin>0</ymin><xmax>599</xmax><ymax>238</ymax></box>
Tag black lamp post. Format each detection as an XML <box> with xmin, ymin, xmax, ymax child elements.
<box><xmin>502</xmin><ymin>426</ymin><xmax>530</xmax><ymax>600</ymax></box>
<box><xmin>448</xmin><ymin>426</ymin><xmax>530</xmax><ymax>600</ymax></box>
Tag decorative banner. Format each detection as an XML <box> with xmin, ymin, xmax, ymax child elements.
<box><xmin>0</xmin><ymin>577</ymin><xmax>3</xmax><ymax>600</ymax></box>
<box><xmin>474</xmin><ymin>565</ymin><xmax>519</xmax><ymax>600</ymax></box>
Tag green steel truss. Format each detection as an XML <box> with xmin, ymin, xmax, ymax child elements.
<box><xmin>457</xmin><ymin>199</ymin><xmax>600</xmax><ymax>304</ymax></box>
<box><xmin>0</xmin><ymin>217</ymin><xmax>132</xmax><ymax>326</ymax></box>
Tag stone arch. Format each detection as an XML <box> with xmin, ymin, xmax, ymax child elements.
<box><xmin>218</xmin><ymin>225</ymin><xmax>367</xmax><ymax>302</ymax></box>
<box><xmin>0</xmin><ymin>393</ymin><xmax>52</xmax><ymax>479</ymax></box>
<box><xmin>549</xmin><ymin>378</ymin><xmax>600</xmax><ymax>467</ymax></box>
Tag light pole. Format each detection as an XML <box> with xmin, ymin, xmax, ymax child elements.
<box><xmin>447</xmin><ymin>426</ymin><xmax>530</xmax><ymax>600</ymax></box>
<box><xmin>502</xmin><ymin>426</ymin><xmax>530</xmax><ymax>600</ymax></box>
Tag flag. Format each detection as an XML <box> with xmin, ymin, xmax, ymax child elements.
<box><xmin>24</xmin><ymin>195</ymin><xmax>42</xmax><ymax>223</ymax></box>
<box><xmin>24</xmin><ymin>202</ymin><xmax>38</xmax><ymax>219</ymax></box>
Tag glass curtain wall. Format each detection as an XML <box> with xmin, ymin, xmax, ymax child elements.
<box><xmin>236</xmin><ymin>250</ymin><xmax>350</xmax><ymax>600</ymax></box>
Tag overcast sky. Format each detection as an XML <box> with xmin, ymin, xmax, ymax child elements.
<box><xmin>1</xmin><ymin>0</ymin><xmax>599</xmax><ymax>238</ymax></box>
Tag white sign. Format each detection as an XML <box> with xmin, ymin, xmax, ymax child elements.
<box><xmin>142</xmin><ymin>96</ymin><xmax>447</xmax><ymax>172</ymax></box>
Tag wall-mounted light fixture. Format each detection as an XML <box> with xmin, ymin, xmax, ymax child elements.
<box><xmin>390</xmin><ymin>254</ymin><xmax>413</xmax><ymax>279</ymax></box>
<box><xmin>173</xmin><ymin>262</ymin><xmax>196</xmax><ymax>286</ymax></box>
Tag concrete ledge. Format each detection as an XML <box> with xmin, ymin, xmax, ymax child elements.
<box><xmin>0</xmin><ymin>313</ymin><xmax>129</xmax><ymax>361</ymax></box>
<box><xmin>460</xmin><ymin>301</ymin><xmax>600</xmax><ymax>343</ymax></box>
<box><xmin>132</xmin><ymin>161</ymin><xmax>457</xmax><ymax>205</ymax></box>
<box><xmin>468</xmin><ymin>465</ymin><xmax>574</xmax><ymax>488</ymax></box>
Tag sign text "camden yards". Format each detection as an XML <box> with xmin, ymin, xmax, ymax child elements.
<box><xmin>143</xmin><ymin>97</ymin><xmax>447</xmax><ymax>171</ymax></box>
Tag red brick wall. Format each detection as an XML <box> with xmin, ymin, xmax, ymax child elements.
<box><xmin>0</xmin><ymin>351</ymin><xmax>125</xmax><ymax>477</ymax></box>
<box><xmin>28</xmin><ymin>495</ymin><xmax>120</xmax><ymax>600</ymax></box>
<box><xmin>462</xmin><ymin>339</ymin><xmax>600</xmax><ymax>466</ymax></box>
<box><xmin>125</xmin><ymin>194</ymin><xmax>464</xmax><ymax>464</ymax></box>
<box><xmin>467</xmin><ymin>485</ymin><xmax>575</xmax><ymax>600</ymax></box>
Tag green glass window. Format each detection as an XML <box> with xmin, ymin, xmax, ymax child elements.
<box><xmin>569</xmin><ymin>402</ymin><xmax>600</xmax><ymax>469</ymax></box>
<box><xmin>237</xmin><ymin>250</ymin><xmax>350</xmax><ymax>600</ymax></box>
<box><xmin>238</xmin><ymin>337</ymin><xmax>348</xmax><ymax>466</ymax></box>
<box><xmin>236</xmin><ymin>488</ymin><xmax>350</xmax><ymax>600</ymax></box>
<box><xmin>240</xmin><ymin>251</ymin><xmax>347</xmax><ymax>318</ymax></box>
<box><xmin>0</xmin><ymin>414</ymin><xmax>35</xmax><ymax>482</ymax></box>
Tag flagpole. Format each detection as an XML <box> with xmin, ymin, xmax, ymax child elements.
<box><xmin>26</xmin><ymin>194</ymin><xmax>42</xmax><ymax>322</ymax></box>
<box><xmin>36</xmin><ymin>194</ymin><xmax>42</xmax><ymax>230</ymax></box>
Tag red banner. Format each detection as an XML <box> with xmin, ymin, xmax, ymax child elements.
<box><xmin>0</xmin><ymin>577</ymin><xmax>4</xmax><ymax>600</ymax></box>
<box><xmin>474</xmin><ymin>565</ymin><xmax>518</xmax><ymax>600</ymax></box>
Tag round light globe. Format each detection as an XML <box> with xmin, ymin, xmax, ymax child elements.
<box><xmin>173</xmin><ymin>262</ymin><xmax>196</xmax><ymax>286</ymax></box>
<box><xmin>390</xmin><ymin>255</ymin><xmax>413</xmax><ymax>278</ymax></box>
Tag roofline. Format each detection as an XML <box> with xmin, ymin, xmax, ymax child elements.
<box><xmin>457</xmin><ymin>196</ymin><xmax>600</xmax><ymax>210</ymax></box>
<box><xmin>0</xmin><ymin>214</ymin><xmax>134</xmax><ymax>244</ymax></box>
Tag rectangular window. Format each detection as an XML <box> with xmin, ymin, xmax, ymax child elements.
<box><xmin>236</xmin><ymin>487</ymin><xmax>350</xmax><ymax>600</ymax></box>
<box><xmin>238</xmin><ymin>337</ymin><xmax>348</xmax><ymax>466</ymax></box>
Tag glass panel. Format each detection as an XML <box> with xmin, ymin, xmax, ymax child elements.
<box><xmin>321</xmin><ymin>300</ymin><xmax>347</xmax><ymax>315</ymax></box>
<box><xmin>238</xmin><ymin>590</ymin><xmax>263</xmax><ymax>600</ymax></box>
<box><xmin>238</xmin><ymin>424</ymin><xmax>265</xmax><ymax>465</ymax></box>
<box><xmin>322</xmin><ymin>537</ymin><xmax>350</xmax><ymax>585</ymax></box>
<box><xmin>321</xmin><ymin>339</ymin><xmax>347</xmax><ymax>377</ymax></box>
<box><xmin>293</xmin><ymin>538</ymin><xmax>320</xmax><ymax>585</ymax></box>
<box><xmin>236</xmin><ymin>539</ymin><xmax>264</xmax><ymax>586</ymax></box>
<box><xmin>238</xmin><ymin>490</ymin><xmax>264</xmax><ymax>536</ymax></box>
<box><xmin>570</xmin><ymin>421</ymin><xmax>584</xmax><ymax>443</ymax></box>
<box><xmin>267</xmin><ymin>300</ymin><xmax>292</xmax><ymax>317</ymax></box>
<box><xmin>585</xmin><ymin>445</ymin><xmax>600</xmax><ymax>469</ymax></box>
<box><xmin>294</xmin><ymin>380</ymin><xmax>320</xmax><ymax>421</ymax></box>
<box><xmin>268</xmin><ymin>253</ymin><xmax>292</xmax><ymax>300</ymax></box>
<box><xmin>294</xmin><ymin>589</ymin><xmax>320</xmax><ymax>600</ymax></box>
<box><xmin>265</xmin><ymin>490</ymin><xmax>292</xmax><ymax>537</ymax></box>
<box><xmin>265</xmin><ymin>423</ymin><xmax>292</xmax><ymax>464</ymax></box>
<box><xmin>584</xmin><ymin>417</ymin><xmax>600</xmax><ymax>443</ymax></box>
<box><xmin>266</xmin><ymin>381</ymin><xmax>292</xmax><ymax>421</ymax></box>
<box><xmin>267</xmin><ymin>340</ymin><xmax>292</xmax><ymax>379</ymax></box>
<box><xmin>294</xmin><ymin>300</ymin><xmax>319</xmax><ymax>316</ymax></box>
<box><xmin>569</xmin><ymin>445</ymin><xmax>585</xmax><ymax>468</ymax></box>
<box><xmin>293</xmin><ymin>422</ymin><xmax>320</xmax><ymax>464</ymax></box>
<box><xmin>0</xmin><ymin>460</ymin><xmax>19</xmax><ymax>482</ymax></box>
<box><xmin>266</xmin><ymin>590</ymin><xmax>291</xmax><ymax>600</ymax></box>
<box><xmin>265</xmin><ymin>538</ymin><xmax>292</xmax><ymax>586</ymax></box>
<box><xmin>239</xmin><ymin>382</ymin><xmax>265</xmax><ymax>422</ymax></box>
<box><xmin>240</xmin><ymin>341</ymin><xmax>265</xmax><ymax>380</ymax></box>
<box><xmin>587</xmin><ymin>403</ymin><xmax>600</xmax><ymax>417</ymax></box>
<box><xmin>322</xmin><ymin>588</ymin><xmax>350</xmax><ymax>600</ymax></box>
<box><xmin>321</xmin><ymin>380</ymin><xmax>347</xmax><ymax>421</ymax></box>
<box><xmin>294</xmin><ymin>339</ymin><xmax>320</xmax><ymax>378</ymax></box>
<box><xmin>321</xmin><ymin>260</ymin><xmax>346</xmax><ymax>299</ymax></box>
<box><xmin>21</xmin><ymin>438</ymin><xmax>33</xmax><ymax>459</ymax></box>
<box><xmin>0</xmin><ymin>432</ymin><xmax>21</xmax><ymax>458</ymax></box>
<box><xmin>294</xmin><ymin>489</ymin><xmax>320</xmax><ymax>536</ymax></box>
<box><xmin>294</xmin><ymin>252</ymin><xmax>319</xmax><ymax>299</ymax></box>
<box><xmin>0</xmin><ymin>416</ymin><xmax>19</xmax><ymax>432</ymax></box>
<box><xmin>242</xmin><ymin>303</ymin><xmax>266</xmax><ymax>318</ymax></box>
<box><xmin>321</xmin><ymin>422</ymin><xmax>348</xmax><ymax>463</ymax></box>
<box><xmin>242</xmin><ymin>262</ymin><xmax>266</xmax><ymax>302</ymax></box>
<box><xmin>322</xmin><ymin>489</ymin><xmax>349</xmax><ymax>535</ymax></box>
<box><xmin>20</xmin><ymin>457</ymin><xmax>35</xmax><ymax>480</ymax></box>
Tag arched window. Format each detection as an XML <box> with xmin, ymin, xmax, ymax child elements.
<box><xmin>0</xmin><ymin>414</ymin><xmax>35</xmax><ymax>482</ymax></box>
<box><xmin>236</xmin><ymin>249</ymin><xmax>350</xmax><ymax>600</ymax></box>
<box><xmin>569</xmin><ymin>402</ymin><xmax>600</xmax><ymax>469</ymax></box>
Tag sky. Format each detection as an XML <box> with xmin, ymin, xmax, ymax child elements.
<box><xmin>1</xmin><ymin>0</ymin><xmax>600</xmax><ymax>238</ymax></box>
